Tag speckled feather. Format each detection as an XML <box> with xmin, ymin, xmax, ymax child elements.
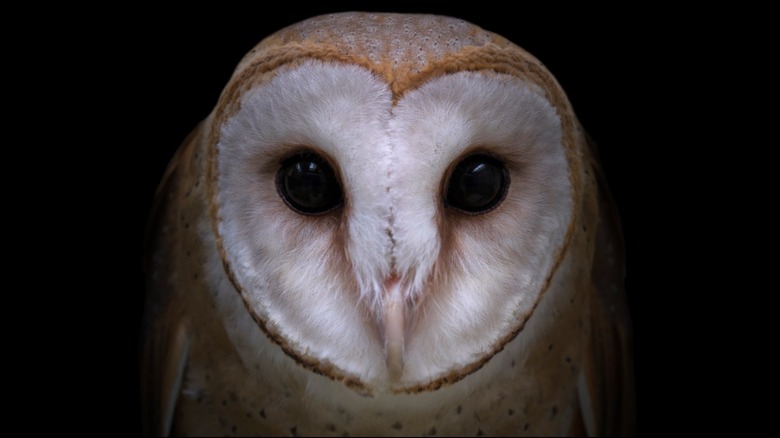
<box><xmin>142</xmin><ymin>12</ymin><xmax>634</xmax><ymax>436</ymax></box>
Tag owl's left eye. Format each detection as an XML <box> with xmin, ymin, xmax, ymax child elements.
<box><xmin>276</xmin><ymin>152</ymin><xmax>343</xmax><ymax>215</ymax></box>
<box><xmin>444</xmin><ymin>154</ymin><xmax>509</xmax><ymax>214</ymax></box>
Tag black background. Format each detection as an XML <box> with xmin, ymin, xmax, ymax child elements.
<box><xmin>78</xmin><ymin>4</ymin><xmax>694</xmax><ymax>435</ymax></box>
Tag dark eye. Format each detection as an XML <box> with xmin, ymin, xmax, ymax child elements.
<box><xmin>276</xmin><ymin>152</ymin><xmax>343</xmax><ymax>215</ymax></box>
<box><xmin>444</xmin><ymin>154</ymin><xmax>509</xmax><ymax>214</ymax></box>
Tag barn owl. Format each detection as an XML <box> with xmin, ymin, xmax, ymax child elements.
<box><xmin>142</xmin><ymin>12</ymin><xmax>634</xmax><ymax>436</ymax></box>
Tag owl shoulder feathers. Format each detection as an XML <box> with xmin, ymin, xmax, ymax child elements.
<box><xmin>142</xmin><ymin>122</ymin><xmax>205</xmax><ymax>435</ymax></box>
<box><xmin>576</xmin><ymin>134</ymin><xmax>635</xmax><ymax>435</ymax></box>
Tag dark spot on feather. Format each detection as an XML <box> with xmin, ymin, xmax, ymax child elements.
<box><xmin>477</xmin><ymin>428</ymin><xmax>484</xmax><ymax>436</ymax></box>
<box><xmin>548</xmin><ymin>344</ymin><xmax>554</xmax><ymax>351</ymax></box>
<box><xmin>231</xmin><ymin>425</ymin><xmax>237</xmax><ymax>433</ymax></box>
<box><xmin>456</xmin><ymin>405</ymin><xmax>462</xmax><ymax>414</ymax></box>
<box><xmin>565</xmin><ymin>357</ymin><xmax>571</xmax><ymax>363</ymax></box>
<box><xmin>392</xmin><ymin>421</ymin><xmax>402</xmax><ymax>430</ymax></box>
<box><xmin>259</xmin><ymin>409</ymin><xmax>266</xmax><ymax>419</ymax></box>
<box><xmin>222</xmin><ymin>399</ymin><xmax>227</xmax><ymax>406</ymax></box>
<box><xmin>428</xmin><ymin>426</ymin><xmax>437</xmax><ymax>435</ymax></box>
<box><xmin>551</xmin><ymin>405</ymin><xmax>558</xmax><ymax>418</ymax></box>
<box><xmin>326</xmin><ymin>423</ymin><xmax>336</xmax><ymax>432</ymax></box>
<box><xmin>524</xmin><ymin>423</ymin><xmax>529</xmax><ymax>431</ymax></box>
<box><xmin>510</xmin><ymin>360</ymin><xmax>515</xmax><ymax>367</ymax></box>
<box><xmin>508</xmin><ymin>409</ymin><xmax>514</xmax><ymax>416</ymax></box>
<box><xmin>290</xmin><ymin>425</ymin><xmax>298</xmax><ymax>436</ymax></box>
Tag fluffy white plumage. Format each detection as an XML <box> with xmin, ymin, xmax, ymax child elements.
<box><xmin>216</xmin><ymin>60</ymin><xmax>570</xmax><ymax>386</ymax></box>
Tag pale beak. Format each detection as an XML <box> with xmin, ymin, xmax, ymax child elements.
<box><xmin>381</xmin><ymin>276</ymin><xmax>406</xmax><ymax>381</ymax></box>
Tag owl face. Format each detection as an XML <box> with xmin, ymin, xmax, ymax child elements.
<box><xmin>212</xmin><ymin>54</ymin><xmax>573</xmax><ymax>391</ymax></box>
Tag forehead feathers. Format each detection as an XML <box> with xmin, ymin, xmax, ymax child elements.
<box><xmin>215</xmin><ymin>13</ymin><xmax>573</xmax><ymax>118</ymax></box>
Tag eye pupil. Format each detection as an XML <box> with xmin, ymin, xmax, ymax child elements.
<box><xmin>445</xmin><ymin>154</ymin><xmax>508</xmax><ymax>214</ymax></box>
<box><xmin>277</xmin><ymin>152</ymin><xmax>343</xmax><ymax>214</ymax></box>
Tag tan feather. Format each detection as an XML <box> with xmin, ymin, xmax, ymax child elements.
<box><xmin>577</xmin><ymin>134</ymin><xmax>634</xmax><ymax>435</ymax></box>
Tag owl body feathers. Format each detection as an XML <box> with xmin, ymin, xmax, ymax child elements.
<box><xmin>142</xmin><ymin>12</ymin><xmax>633</xmax><ymax>436</ymax></box>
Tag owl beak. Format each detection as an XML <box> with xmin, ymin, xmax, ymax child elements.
<box><xmin>382</xmin><ymin>276</ymin><xmax>406</xmax><ymax>381</ymax></box>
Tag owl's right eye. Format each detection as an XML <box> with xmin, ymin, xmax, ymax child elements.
<box><xmin>276</xmin><ymin>152</ymin><xmax>343</xmax><ymax>215</ymax></box>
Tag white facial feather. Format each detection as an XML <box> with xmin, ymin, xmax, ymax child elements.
<box><xmin>391</xmin><ymin>72</ymin><xmax>571</xmax><ymax>379</ymax></box>
<box><xmin>215</xmin><ymin>60</ymin><xmax>570</xmax><ymax>386</ymax></box>
<box><xmin>219</xmin><ymin>61</ymin><xmax>392</xmax><ymax>382</ymax></box>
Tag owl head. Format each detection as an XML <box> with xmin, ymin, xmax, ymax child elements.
<box><xmin>191</xmin><ymin>13</ymin><xmax>593</xmax><ymax>394</ymax></box>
